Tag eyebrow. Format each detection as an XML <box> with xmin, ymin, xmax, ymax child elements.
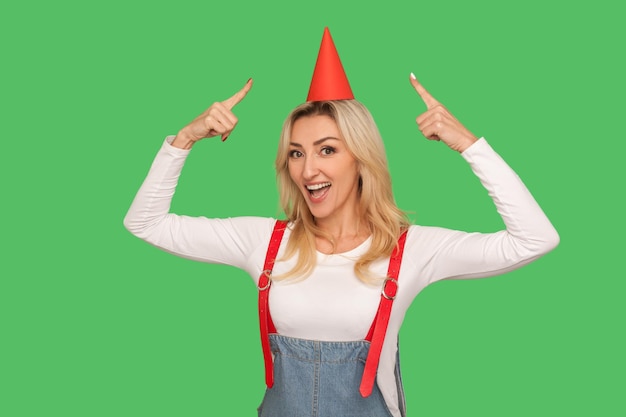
<box><xmin>289</xmin><ymin>136</ymin><xmax>341</xmax><ymax>148</ymax></box>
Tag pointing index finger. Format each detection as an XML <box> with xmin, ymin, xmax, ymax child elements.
<box><xmin>410</xmin><ymin>73</ymin><xmax>439</xmax><ymax>109</ymax></box>
<box><xmin>223</xmin><ymin>78</ymin><xmax>253</xmax><ymax>110</ymax></box>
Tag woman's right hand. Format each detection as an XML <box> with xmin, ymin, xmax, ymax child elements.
<box><xmin>172</xmin><ymin>79</ymin><xmax>253</xmax><ymax>149</ymax></box>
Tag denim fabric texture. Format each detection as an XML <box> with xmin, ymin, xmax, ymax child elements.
<box><xmin>257</xmin><ymin>334</ymin><xmax>406</xmax><ymax>417</ymax></box>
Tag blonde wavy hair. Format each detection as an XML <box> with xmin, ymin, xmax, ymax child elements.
<box><xmin>275</xmin><ymin>100</ymin><xmax>409</xmax><ymax>285</ymax></box>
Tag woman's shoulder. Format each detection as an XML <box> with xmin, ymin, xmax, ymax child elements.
<box><xmin>404</xmin><ymin>223</ymin><xmax>465</xmax><ymax>245</ymax></box>
<box><xmin>215</xmin><ymin>216</ymin><xmax>284</xmax><ymax>234</ymax></box>
<box><xmin>201</xmin><ymin>216</ymin><xmax>288</xmax><ymax>256</ymax></box>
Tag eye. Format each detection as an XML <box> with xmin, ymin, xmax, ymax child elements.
<box><xmin>289</xmin><ymin>149</ymin><xmax>303</xmax><ymax>158</ymax></box>
<box><xmin>320</xmin><ymin>146</ymin><xmax>336</xmax><ymax>156</ymax></box>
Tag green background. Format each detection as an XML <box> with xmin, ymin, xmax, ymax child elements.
<box><xmin>2</xmin><ymin>0</ymin><xmax>624</xmax><ymax>415</ymax></box>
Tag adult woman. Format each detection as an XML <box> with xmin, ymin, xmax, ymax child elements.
<box><xmin>124</xmin><ymin>29</ymin><xmax>558</xmax><ymax>417</ymax></box>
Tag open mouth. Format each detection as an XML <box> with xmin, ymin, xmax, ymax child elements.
<box><xmin>306</xmin><ymin>182</ymin><xmax>331</xmax><ymax>199</ymax></box>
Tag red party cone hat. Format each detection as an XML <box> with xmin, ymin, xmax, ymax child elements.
<box><xmin>306</xmin><ymin>27</ymin><xmax>354</xmax><ymax>102</ymax></box>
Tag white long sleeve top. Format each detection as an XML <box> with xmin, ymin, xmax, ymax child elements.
<box><xmin>124</xmin><ymin>137</ymin><xmax>559</xmax><ymax>417</ymax></box>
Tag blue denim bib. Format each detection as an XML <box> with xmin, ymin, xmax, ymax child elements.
<box><xmin>257</xmin><ymin>334</ymin><xmax>406</xmax><ymax>417</ymax></box>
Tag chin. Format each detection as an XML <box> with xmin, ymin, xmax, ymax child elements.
<box><xmin>307</xmin><ymin>205</ymin><xmax>332</xmax><ymax>221</ymax></box>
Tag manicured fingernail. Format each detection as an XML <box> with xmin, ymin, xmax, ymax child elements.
<box><xmin>410</xmin><ymin>72</ymin><xmax>416</xmax><ymax>80</ymax></box>
<box><xmin>247</xmin><ymin>78</ymin><xmax>252</xmax><ymax>83</ymax></box>
<box><xmin>222</xmin><ymin>135</ymin><xmax>228</xmax><ymax>142</ymax></box>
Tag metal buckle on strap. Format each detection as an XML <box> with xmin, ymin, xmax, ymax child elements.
<box><xmin>258</xmin><ymin>269</ymin><xmax>272</xmax><ymax>291</ymax></box>
<box><xmin>382</xmin><ymin>277</ymin><xmax>398</xmax><ymax>300</ymax></box>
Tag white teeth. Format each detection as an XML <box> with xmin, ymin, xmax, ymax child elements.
<box><xmin>306</xmin><ymin>182</ymin><xmax>331</xmax><ymax>191</ymax></box>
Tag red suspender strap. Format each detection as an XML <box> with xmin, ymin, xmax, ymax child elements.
<box><xmin>360</xmin><ymin>230</ymin><xmax>408</xmax><ymax>397</ymax></box>
<box><xmin>257</xmin><ymin>220</ymin><xmax>287</xmax><ymax>389</ymax></box>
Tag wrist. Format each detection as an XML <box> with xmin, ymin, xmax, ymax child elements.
<box><xmin>171</xmin><ymin>129</ymin><xmax>197</xmax><ymax>150</ymax></box>
<box><xmin>455</xmin><ymin>134</ymin><xmax>478</xmax><ymax>153</ymax></box>
<box><xmin>457</xmin><ymin>136</ymin><xmax>478</xmax><ymax>153</ymax></box>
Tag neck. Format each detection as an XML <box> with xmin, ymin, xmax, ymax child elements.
<box><xmin>314</xmin><ymin>217</ymin><xmax>371</xmax><ymax>254</ymax></box>
<box><xmin>315</xmin><ymin>216</ymin><xmax>367</xmax><ymax>237</ymax></box>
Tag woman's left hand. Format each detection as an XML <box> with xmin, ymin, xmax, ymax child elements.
<box><xmin>410</xmin><ymin>74</ymin><xmax>478</xmax><ymax>153</ymax></box>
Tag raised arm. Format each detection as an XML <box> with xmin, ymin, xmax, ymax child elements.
<box><xmin>404</xmin><ymin>74</ymin><xmax>559</xmax><ymax>283</ymax></box>
<box><xmin>123</xmin><ymin>79</ymin><xmax>274</xmax><ymax>269</ymax></box>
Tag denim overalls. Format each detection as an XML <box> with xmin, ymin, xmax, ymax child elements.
<box><xmin>257</xmin><ymin>221</ymin><xmax>408</xmax><ymax>417</ymax></box>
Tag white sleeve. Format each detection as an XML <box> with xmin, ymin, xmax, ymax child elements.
<box><xmin>410</xmin><ymin>138</ymin><xmax>560</xmax><ymax>283</ymax></box>
<box><xmin>123</xmin><ymin>137</ymin><xmax>276</xmax><ymax>271</ymax></box>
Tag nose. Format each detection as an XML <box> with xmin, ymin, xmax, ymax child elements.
<box><xmin>302</xmin><ymin>155</ymin><xmax>320</xmax><ymax>180</ymax></box>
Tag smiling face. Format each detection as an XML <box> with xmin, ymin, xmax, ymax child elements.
<box><xmin>288</xmin><ymin>115</ymin><xmax>361</xmax><ymax>223</ymax></box>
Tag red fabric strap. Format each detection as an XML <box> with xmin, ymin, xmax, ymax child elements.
<box><xmin>360</xmin><ymin>230</ymin><xmax>408</xmax><ymax>397</ymax></box>
<box><xmin>258</xmin><ymin>220</ymin><xmax>287</xmax><ymax>388</ymax></box>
